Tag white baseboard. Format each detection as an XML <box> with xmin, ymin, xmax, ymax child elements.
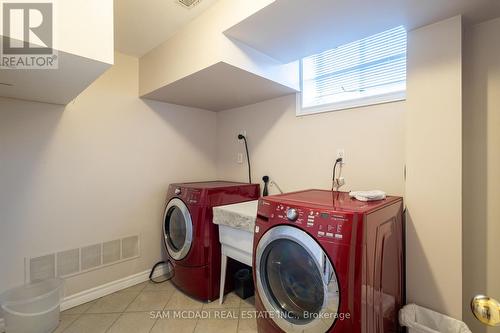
<box><xmin>0</xmin><ymin>264</ymin><xmax>169</xmax><ymax>332</ymax></box>
<box><xmin>61</xmin><ymin>265</ymin><xmax>168</xmax><ymax>311</ymax></box>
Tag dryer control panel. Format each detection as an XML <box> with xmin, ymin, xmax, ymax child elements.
<box><xmin>173</xmin><ymin>187</ymin><xmax>202</xmax><ymax>205</ymax></box>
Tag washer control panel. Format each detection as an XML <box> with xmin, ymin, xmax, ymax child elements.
<box><xmin>286</xmin><ymin>208</ymin><xmax>299</xmax><ymax>221</ymax></box>
<box><xmin>268</xmin><ymin>204</ymin><xmax>352</xmax><ymax>243</ymax></box>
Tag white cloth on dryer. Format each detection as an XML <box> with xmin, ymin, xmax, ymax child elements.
<box><xmin>349</xmin><ymin>190</ymin><xmax>386</xmax><ymax>201</ymax></box>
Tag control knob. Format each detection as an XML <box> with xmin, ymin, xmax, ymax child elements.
<box><xmin>174</xmin><ymin>188</ymin><xmax>181</xmax><ymax>195</ymax></box>
<box><xmin>286</xmin><ymin>208</ymin><xmax>299</xmax><ymax>222</ymax></box>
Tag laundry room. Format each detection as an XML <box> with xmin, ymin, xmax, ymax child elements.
<box><xmin>0</xmin><ymin>1</ymin><xmax>499</xmax><ymax>333</ymax></box>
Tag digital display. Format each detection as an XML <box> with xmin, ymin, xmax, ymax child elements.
<box><xmin>320</xmin><ymin>213</ymin><xmax>329</xmax><ymax>219</ymax></box>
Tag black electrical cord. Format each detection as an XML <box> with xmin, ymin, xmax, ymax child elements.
<box><xmin>262</xmin><ymin>175</ymin><xmax>269</xmax><ymax>196</ymax></box>
<box><xmin>331</xmin><ymin>157</ymin><xmax>343</xmax><ymax>191</ymax></box>
<box><xmin>238</xmin><ymin>134</ymin><xmax>251</xmax><ymax>184</ymax></box>
<box><xmin>149</xmin><ymin>260</ymin><xmax>173</xmax><ymax>284</ymax></box>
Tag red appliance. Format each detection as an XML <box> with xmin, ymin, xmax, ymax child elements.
<box><xmin>163</xmin><ymin>181</ymin><xmax>260</xmax><ymax>302</ymax></box>
<box><xmin>253</xmin><ymin>190</ymin><xmax>403</xmax><ymax>333</ymax></box>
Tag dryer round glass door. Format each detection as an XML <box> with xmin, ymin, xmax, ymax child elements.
<box><xmin>255</xmin><ymin>225</ymin><xmax>340</xmax><ymax>333</ymax></box>
<box><xmin>163</xmin><ymin>198</ymin><xmax>193</xmax><ymax>261</ymax></box>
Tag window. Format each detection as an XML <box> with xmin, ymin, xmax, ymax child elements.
<box><xmin>299</xmin><ymin>26</ymin><xmax>407</xmax><ymax>115</ymax></box>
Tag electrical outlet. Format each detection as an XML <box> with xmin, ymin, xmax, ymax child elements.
<box><xmin>336</xmin><ymin>149</ymin><xmax>345</xmax><ymax>164</ymax></box>
<box><xmin>238</xmin><ymin>130</ymin><xmax>247</xmax><ymax>138</ymax></box>
<box><xmin>337</xmin><ymin>177</ymin><xmax>346</xmax><ymax>187</ymax></box>
<box><xmin>237</xmin><ymin>153</ymin><xmax>243</xmax><ymax>164</ymax></box>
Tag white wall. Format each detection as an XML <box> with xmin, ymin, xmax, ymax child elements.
<box><xmin>405</xmin><ymin>16</ymin><xmax>463</xmax><ymax>318</ymax></box>
<box><xmin>462</xmin><ymin>17</ymin><xmax>500</xmax><ymax>333</ymax></box>
<box><xmin>0</xmin><ymin>53</ymin><xmax>217</xmax><ymax>296</ymax></box>
<box><xmin>216</xmin><ymin>95</ymin><xmax>406</xmax><ymax>196</ymax></box>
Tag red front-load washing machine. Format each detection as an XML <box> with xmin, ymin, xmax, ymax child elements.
<box><xmin>253</xmin><ymin>190</ymin><xmax>403</xmax><ymax>333</ymax></box>
<box><xmin>163</xmin><ymin>181</ymin><xmax>260</xmax><ymax>302</ymax></box>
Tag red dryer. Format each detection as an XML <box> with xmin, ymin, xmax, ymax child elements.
<box><xmin>163</xmin><ymin>181</ymin><xmax>260</xmax><ymax>302</ymax></box>
<box><xmin>253</xmin><ymin>190</ymin><xmax>403</xmax><ymax>333</ymax></box>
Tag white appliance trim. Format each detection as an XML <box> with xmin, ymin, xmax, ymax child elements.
<box><xmin>163</xmin><ymin>198</ymin><xmax>193</xmax><ymax>261</ymax></box>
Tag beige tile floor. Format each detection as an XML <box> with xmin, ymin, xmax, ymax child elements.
<box><xmin>57</xmin><ymin>281</ymin><xmax>257</xmax><ymax>333</ymax></box>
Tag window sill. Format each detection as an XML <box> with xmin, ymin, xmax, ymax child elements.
<box><xmin>296</xmin><ymin>91</ymin><xmax>406</xmax><ymax>117</ymax></box>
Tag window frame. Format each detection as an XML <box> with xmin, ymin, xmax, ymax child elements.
<box><xmin>296</xmin><ymin>31</ymin><xmax>407</xmax><ymax>117</ymax></box>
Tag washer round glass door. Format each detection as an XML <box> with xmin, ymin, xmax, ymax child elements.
<box><xmin>256</xmin><ymin>225</ymin><xmax>340</xmax><ymax>333</ymax></box>
<box><xmin>163</xmin><ymin>198</ymin><xmax>193</xmax><ymax>261</ymax></box>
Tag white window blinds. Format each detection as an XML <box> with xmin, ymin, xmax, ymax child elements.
<box><xmin>301</xmin><ymin>26</ymin><xmax>407</xmax><ymax>112</ymax></box>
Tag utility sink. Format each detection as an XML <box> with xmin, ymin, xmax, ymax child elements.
<box><xmin>212</xmin><ymin>200</ymin><xmax>258</xmax><ymax>265</ymax></box>
<box><xmin>213</xmin><ymin>200</ymin><xmax>258</xmax><ymax>233</ymax></box>
<box><xmin>212</xmin><ymin>200</ymin><xmax>258</xmax><ymax>304</ymax></box>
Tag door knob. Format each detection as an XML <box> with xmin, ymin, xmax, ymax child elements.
<box><xmin>471</xmin><ymin>295</ymin><xmax>500</xmax><ymax>326</ymax></box>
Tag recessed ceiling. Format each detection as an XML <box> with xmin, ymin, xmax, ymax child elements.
<box><xmin>142</xmin><ymin>62</ymin><xmax>298</xmax><ymax>111</ymax></box>
<box><xmin>0</xmin><ymin>51</ymin><xmax>111</xmax><ymax>105</ymax></box>
<box><xmin>225</xmin><ymin>0</ymin><xmax>500</xmax><ymax>62</ymax></box>
<box><xmin>114</xmin><ymin>0</ymin><xmax>218</xmax><ymax>57</ymax></box>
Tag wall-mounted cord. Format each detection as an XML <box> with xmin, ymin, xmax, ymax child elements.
<box><xmin>331</xmin><ymin>157</ymin><xmax>343</xmax><ymax>191</ymax></box>
<box><xmin>270</xmin><ymin>180</ymin><xmax>284</xmax><ymax>194</ymax></box>
<box><xmin>238</xmin><ymin>134</ymin><xmax>251</xmax><ymax>184</ymax></box>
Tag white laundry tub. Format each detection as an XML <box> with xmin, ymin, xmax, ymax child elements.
<box><xmin>218</xmin><ymin>224</ymin><xmax>254</xmax><ymax>266</ymax></box>
<box><xmin>213</xmin><ymin>200</ymin><xmax>258</xmax><ymax>304</ymax></box>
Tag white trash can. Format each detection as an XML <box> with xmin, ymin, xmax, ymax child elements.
<box><xmin>400</xmin><ymin>304</ymin><xmax>472</xmax><ymax>333</ymax></box>
<box><xmin>0</xmin><ymin>279</ymin><xmax>64</xmax><ymax>333</ymax></box>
